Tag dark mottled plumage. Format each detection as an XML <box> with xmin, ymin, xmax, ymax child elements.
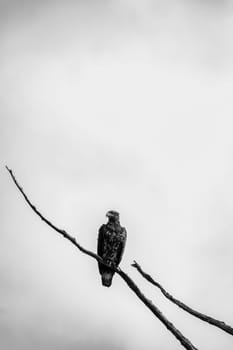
<box><xmin>97</xmin><ymin>210</ymin><xmax>127</xmax><ymax>287</ymax></box>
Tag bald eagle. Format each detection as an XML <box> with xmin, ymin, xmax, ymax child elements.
<box><xmin>97</xmin><ymin>210</ymin><xmax>127</xmax><ymax>287</ymax></box>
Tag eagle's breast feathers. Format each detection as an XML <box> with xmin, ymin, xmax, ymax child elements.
<box><xmin>98</xmin><ymin>224</ymin><xmax>126</xmax><ymax>268</ymax></box>
<box><xmin>103</xmin><ymin>225</ymin><xmax>126</xmax><ymax>266</ymax></box>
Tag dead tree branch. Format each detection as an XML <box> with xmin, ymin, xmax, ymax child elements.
<box><xmin>6</xmin><ymin>166</ymin><xmax>198</xmax><ymax>350</ymax></box>
<box><xmin>132</xmin><ymin>260</ymin><xmax>233</xmax><ymax>337</ymax></box>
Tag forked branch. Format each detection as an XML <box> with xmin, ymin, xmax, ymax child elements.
<box><xmin>132</xmin><ymin>261</ymin><xmax>233</xmax><ymax>337</ymax></box>
<box><xmin>6</xmin><ymin>166</ymin><xmax>198</xmax><ymax>350</ymax></box>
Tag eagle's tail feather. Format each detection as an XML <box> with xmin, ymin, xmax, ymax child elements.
<box><xmin>101</xmin><ymin>272</ymin><xmax>113</xmax><ymax>287</ymax></box>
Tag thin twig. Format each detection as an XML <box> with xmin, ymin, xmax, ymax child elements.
<box><xmin>6</xmin><ymin>166</ymin><xmax>198</xmax><ymax>350</ymax></box>
<box><xmin>132</xmin><ymin>260</ymin><xmax>233</xmax><ymax>337</ymax></box>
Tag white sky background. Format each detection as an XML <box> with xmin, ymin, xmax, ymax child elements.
<box><xmin>1</xmin><ymin>0</ymin><xmax>233</xmax><ymax>349</ymax></box>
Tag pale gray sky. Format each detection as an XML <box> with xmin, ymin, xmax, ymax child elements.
<box><xmin>1</xmin><ymin>1</ymin><xmax>233</xmax><ymax>349</ymax></box>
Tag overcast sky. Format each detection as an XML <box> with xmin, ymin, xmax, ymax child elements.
<box><xmin>1</xmin><ymin>1</ymin><xmax>233</xmax><ymax>349</ymax></box>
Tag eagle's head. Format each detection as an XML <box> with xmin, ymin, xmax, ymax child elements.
<box><xmin>106</xmin><ymin>210</ymin><xmax>120</xmax><ymax>222</ymax></box>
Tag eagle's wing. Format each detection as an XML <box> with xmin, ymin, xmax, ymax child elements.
<box><xmin>115</xmin><ymin>228</ymin><xmax>127</xmax><ymax>266</ymax></box>
<box><xmin>97</xmin><ymin>224</ymin><xmax>106</xmax><ymax>274</ymax></box>
<box><xmin>98</xmin><ymin>224</ymin><xmax>106</xmax><ymax>257</ymax></box>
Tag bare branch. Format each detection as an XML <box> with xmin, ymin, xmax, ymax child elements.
<box><xmin>132</xmin><ymin>260</ymin><xmax>233</xmax><ymax>337</ymax></box>
<box><xmin>5</xmin><ymin>166</ymin><xmax>99</xmax><ymax>262</ymax></box>
<box><xmin>117</xmin><ymin>269</ymin><xmax>198</xmax><ymax>350</ymax></box>
<box><xmin>6</xmin><ymin>166</ymin><xmax>198</xmax><ymax>350</ymax></box>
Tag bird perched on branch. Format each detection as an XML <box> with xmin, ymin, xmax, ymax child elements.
<box><xmin>97</xmin><ymin>210</ymin><xmax>127</xmax><ymax>287</ymax></box>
